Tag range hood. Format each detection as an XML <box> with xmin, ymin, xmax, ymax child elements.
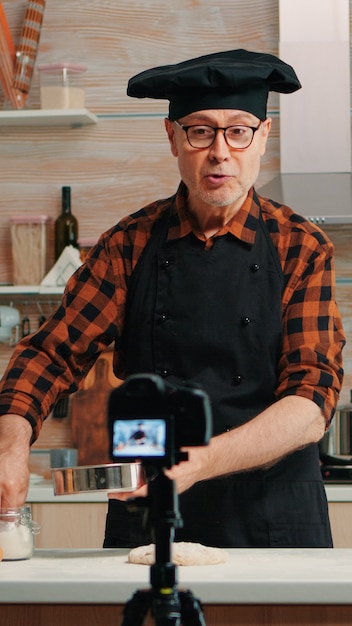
<box><xmin>259</xmin><ymin>173</ymin><xmax>352</xmax><ymax>225</ymax></box>
<box><xmin>258</xmin><ymin>0</ymin><xmax>351</xmax><ymax>225</ymax></box>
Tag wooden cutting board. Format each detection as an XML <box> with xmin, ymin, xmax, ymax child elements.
<box><xmin>71</xmin><ymin>356</ymin><xmax>121</xmax><ymax>466</ymax></box>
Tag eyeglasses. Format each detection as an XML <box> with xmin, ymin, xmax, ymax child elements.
<box><xmin>174</xmin><ymin>120</ymin><xmax>262</xmax><ymax>150</ymax></box>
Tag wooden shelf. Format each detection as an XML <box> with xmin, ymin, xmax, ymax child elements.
<box><xmin>0</xmin><ymin>109</ymin><xmax>98</xmax><ymax>127</ymax></box>
<box><xmin>0</xmin><ymin>285</ymin><xmax>64</xmax><ymax>296</ymax></box>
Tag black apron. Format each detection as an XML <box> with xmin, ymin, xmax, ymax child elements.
<box><xmin>105</xmin><ymin>204</ymin><xmax>332</xmax><ymax>548</ymax></box>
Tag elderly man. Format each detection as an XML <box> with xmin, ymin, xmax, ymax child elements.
<box><xmin>0</xmin><ymin>50</ymin><xmax>345</xmax><ymax>548</ymax></box>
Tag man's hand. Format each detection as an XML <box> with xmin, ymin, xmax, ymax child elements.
<box><xmin>163</xmin><ymin>445</ymin><xmax>212</xmax><ymax>492</ymax></box>
<box><xmin>0</xmin><ymin>415</ymin><xmax>32</xmax><ymax>508</ymax></box>
<box><xmin>108</xmin><ymin>444</ymin><xmax>211</xmax><ymax>502</ymax></box>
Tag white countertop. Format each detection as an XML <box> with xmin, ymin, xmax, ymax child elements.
<box><xmin>26</xmin><ymin>479</ymin><xmax>352</xmax><ymax>503</ymax></box>
<box><xmin>1</xmin><ymin>548</ymin><xmax>352</xmax><ymax>605</ymax></box>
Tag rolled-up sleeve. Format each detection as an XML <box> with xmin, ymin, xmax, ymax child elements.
<box><xmin>276</xmin><ymin>233</ymin><xmax>345</xmax><ymax>424</ymax></box>
<box><xmin>0</xmin><ymin>233</ymin><xmax>122</xmax><ymax>440</ymax></box>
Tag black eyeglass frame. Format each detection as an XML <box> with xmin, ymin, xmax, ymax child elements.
<box><xmin>174</xmin><ymin>119</ymin><xmax>262</xmax><ymax>150</ymax></box>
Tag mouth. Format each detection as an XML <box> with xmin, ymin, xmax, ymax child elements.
<box><xmin>205</xmin><ymin>173</ymin><xmax>231</xmax><ymax>186</ymax></box>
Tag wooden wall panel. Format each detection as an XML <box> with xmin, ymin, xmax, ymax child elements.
<box><xmin>0</xmin><ymin>0</ymin><xmax>281</xmax><ymax>285</ymax></box>
<box><xmin>0</xmin><ymin>116</ymin><xmax>280</xmax><ymax>284</ymax></box>
<box><xmin>0</xmin><ymin>0</ymin><xmax>280</xmax><ymax>113</ymax></box>
<box><xmin>0</xmin><ymin>0</ymin><xmax>351</xmax><ymax>430</ymax></box>
<box><xmin>5</xmin><ymin>0</ymin><xmax>351</xmax><ymax>118</ymax></box>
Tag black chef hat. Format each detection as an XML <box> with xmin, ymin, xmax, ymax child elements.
<box><xmin>127</xmin><ymin>49</ymin><xmax>301</xmax><ymax>121</ymax></box>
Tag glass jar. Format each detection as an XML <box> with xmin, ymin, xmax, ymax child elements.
<box><xmin>9</xmin><ymin>215</ymin><xmax>50</xmax><ymax>285</ymax></box>
<box><xmin>0</xmin><ymin>506</ymin><xmax>40</xmax><ymax>561</ymax></box>
<box><xmin>37</xmin><ymin>63</ymin><xmax>87</xmax><ymax>110</ymax></box>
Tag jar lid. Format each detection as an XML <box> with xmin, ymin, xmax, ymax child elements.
<box><xmin>37</xmin><ymin>63</ymin><xmax>87</xmax><ymax>74</ymax></box>
<box><xmin>78</xmin><ymin>237</ymin><xmax>98</xmax><ymax>248</ymax></box>
<box><xmin>0</xmin><ymin>505</ymin><xmax>30</xmax><ymax>519</ymax></box>
<box><xmin>9</xmin><ymin>215</ymin><xmax>51</xmax><ymax>224</ymax></box>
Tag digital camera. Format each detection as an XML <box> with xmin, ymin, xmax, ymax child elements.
<box><xmin>108</xmin><ymin>373</ymin><xmax>212</xmax><ymax>468</ymax></box>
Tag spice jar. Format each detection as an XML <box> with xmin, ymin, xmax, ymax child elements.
<box><xmin>0</xmin><ymin>506</ymin><xmax>40</xmax><ymax>560</ymax></box>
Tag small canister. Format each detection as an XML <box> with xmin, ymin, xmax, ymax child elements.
<box><xmin>37</xmin><ymin>63</ymin><xmax>87</xmax><ymax>109</ymax></box>
<box><xmin>0</xmin><ymin>506</ymin><xmax>40</xmax><ymax>561</ymax></box>
<box><xmin>9</xmin><ymin>215</ymin><xmax>50</xmax><ymax>285</ymax></box>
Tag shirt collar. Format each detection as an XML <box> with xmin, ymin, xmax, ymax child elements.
<box><xmin>168</xmin><ymin>181</ymin><xmax>260</xmax><ymax>246</ymax></box>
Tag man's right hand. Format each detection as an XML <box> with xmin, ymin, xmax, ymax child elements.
<box><xmin>0</xmin><ymin>415</ymin><xmax>32</xmax><ymax>508</ymax></box>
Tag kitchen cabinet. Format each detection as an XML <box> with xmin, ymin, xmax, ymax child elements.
<box><xmin>31</xmin><ymin>502</ymin><xmax>107</xmax><ymax>549</ymax></box>
<box><xmin>328</xmin><ymin>502</ymin><xmax>352</xmax><ymax>548</ymax></box>
<box><xmin>32</xmin><ymin>502</ymin><xmax>352</xmax><ymax>550</ymax></box>
<box><xmin>31</xmin><ymin>502</ymin><xmax>352</xmax><ymax>550</ymax></box>
<box><xmin>2</xmin><ymin>604</ymin><xmax>352</xmax><ymax>626</ymax></box>
<box><xmin>30</xmin><ymin>501</ymin><xmax>352</xmax><ymax>549</ymax></box>
<box><xmin>27</xmin><ymin>485</ymin><xmax>352</xmax><ymax>549</ymax></box>
<box><xmin>28</xmin><ymin>477</ymin><xmax>111</xmax><ymax>550</ymax></box>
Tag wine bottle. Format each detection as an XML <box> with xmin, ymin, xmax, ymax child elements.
<box><xmin>55</xmin><ymin>186</ymin><xmax>79</xmax><ymax>260</ymax></box>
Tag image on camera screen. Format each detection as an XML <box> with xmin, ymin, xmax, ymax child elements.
<box><xmin>112</xmin><ymin>418</ymin><xmax>166</xmax><ymax>458</ymax></box>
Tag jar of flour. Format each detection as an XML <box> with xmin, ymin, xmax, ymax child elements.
<box><xmin>0</xmin><ymin>506</ymin><xmax>40</xmax><ymax>560</ymax></box>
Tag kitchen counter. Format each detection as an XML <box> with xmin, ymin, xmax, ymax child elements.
<box><xmin>0</xmin><ymin>547</ymin><xmax>351</xmax><ymax>604</ymax></box>
<box><xmin>1</xmin><ymin>549</ymin><xmax>352</xmax><ymax>625</ymax></box>
<box><xmin>26</xmin><ymin>479</ymin><xmax>352</xmax><ymax>503</ymax></box>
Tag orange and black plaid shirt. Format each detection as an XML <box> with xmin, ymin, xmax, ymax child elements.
<box><xmin>0</xmin><ymin>183</ymin><xmax>345</xmax><ymax>441</ymax></box>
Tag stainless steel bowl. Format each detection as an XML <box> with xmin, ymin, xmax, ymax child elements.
<box><xmin>52</xmin><ymin>462</ymin><xmax>145</xmax><ymax>495</ymax></box>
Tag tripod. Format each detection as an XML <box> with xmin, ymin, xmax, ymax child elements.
<box><xmin>120</xmin><ymin>470</ymin><xmax>207</xmax><ymax>626</ymax></box>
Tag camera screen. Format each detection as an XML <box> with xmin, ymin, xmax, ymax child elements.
<box><xmin>111</xmin><ymin>418</ymin><xmax>166</xmax><ymax>458</ymax></box>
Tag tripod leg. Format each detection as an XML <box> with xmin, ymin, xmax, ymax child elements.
<box><xmin>120</xmin><ymin>589</ymin><xmax>152</xmax><ymax>626</ymax></box>
<box><xmin>179</xmin><ymin>590</ymin><xmax>207</xmax><ymax>626</ymax></box>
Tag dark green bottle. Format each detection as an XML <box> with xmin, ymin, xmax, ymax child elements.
<box><xmin>55</xmin><ymin>186</ymin><xmax>78</xmax><ymax>260</ymax></box>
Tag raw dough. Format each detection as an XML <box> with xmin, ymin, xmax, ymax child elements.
<box><xmin>128</xmin><ymin>542</ymin><xmax>228</xmax><ymax>566</ymax></box>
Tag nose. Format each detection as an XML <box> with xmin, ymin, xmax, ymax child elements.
<box><xmin>208</xmin><ymin>128</ymin><xmax>231</xmax><ymax>161</ymax></box>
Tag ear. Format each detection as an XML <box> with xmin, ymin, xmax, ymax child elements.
<box><xmin>259</xmin><ymin>117</ymin><xmax>272</xmax><ymax>157</ymax></box>
<box><xmin>164</xmin><ymin>118</ymin><xmax>179</xmax><ymax>157</ymax></box>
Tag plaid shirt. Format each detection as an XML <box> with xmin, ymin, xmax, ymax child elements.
<box><xmin>0</xmin><ymin>183</ymin><xmax>345</xmax><ymax>441</ymax></box>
